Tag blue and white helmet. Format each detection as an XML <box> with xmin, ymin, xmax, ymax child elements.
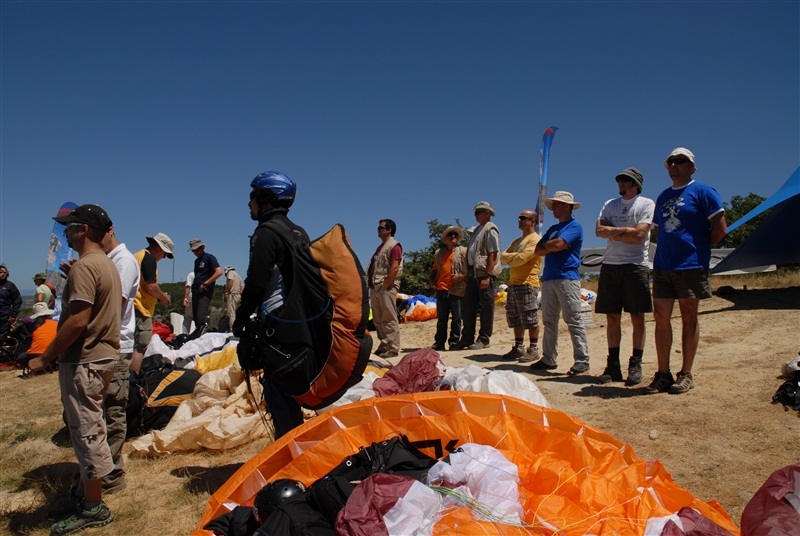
<box><xmin>251</xmin><ymin>171</ymin><xmax>296</xmax><ymax>207</ymax></box>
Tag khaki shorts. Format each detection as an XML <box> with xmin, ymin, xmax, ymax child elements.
<box><xmin>134</xmin><ymin>314</ymin><xmax>153</xmax><ymax>352</ymax></box>
<box><xmin>59</xmin><ymin>359</ymin><xmax>116</xmax><ymax>481</ymax></box>
<box><xmin>652</xmin><ymin>268</ymin><xmax>712</xmax><ymax>300</ymax></box>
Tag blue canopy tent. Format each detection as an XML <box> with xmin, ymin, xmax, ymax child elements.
<box><xmin>711</xmin><ymin>167</ymin><xmax>800</xmax><ymax>274</ymax></box>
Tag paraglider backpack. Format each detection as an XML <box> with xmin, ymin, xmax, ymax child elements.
<box><xmin>244</xmin><ymin>221</ymin><xmax>372</xmax><ymax>410</ymax></box>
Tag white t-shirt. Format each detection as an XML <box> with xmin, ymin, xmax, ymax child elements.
<box><xmin>185</xmin><ymin>272</ymin><xmax>194</xmax><ymax>300</ymax></box>
<box><xmin>108</xmin><ymin>243</ymin><xmax>141</xmax><ymax>354</ymax></box>
<box><xmin>597</xmin><ymin>195</ymin><xmax>655</xmax><ymax>265</ymax></box>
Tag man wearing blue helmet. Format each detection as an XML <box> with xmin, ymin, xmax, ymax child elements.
<box><xmin>233</xmin><ymin>171</ymin><xmax>307</xmax><ymax>437</ymax></box>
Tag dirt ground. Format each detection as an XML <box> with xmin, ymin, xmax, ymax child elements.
<box><xmin>1</xmin><ymin>285</ymin><xmax>798</xmax><ymax>535</ymax></box>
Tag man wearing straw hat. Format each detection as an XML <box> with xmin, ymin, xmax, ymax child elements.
<box><xmin>531</xmin><ymin>191</ymin><xmax>592</xmax><ymax>375</ymax></box>
<box><xmin>429</xmin><ymin>225</ymin><xmax>467</xmax><ymax>351</ymax></box>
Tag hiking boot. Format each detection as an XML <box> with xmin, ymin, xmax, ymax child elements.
<box><xmin>669</xmin><ymin>371</ymin><xmax>694</xmax><ymax>394</ymax></box>
<box><xmin>467</xmin><ymin>340</ymin><xmax>490</xmax><ymax>350</ymax></box>
<box><xmin>430</xmin><ymin>342</ymin><xmax>445</xmax><ymax>351</ymax></box>
<box><xmin>597</xmin><ymin>357</ymin><xmax>622</xmax><ymax>384</ymax></box>
<box><xmin>644</xmin><ymin>372</ymin><xmax>675</xmax><ymax>394</ymax></box>
<box><xmin>519</xmin><ymin>346</ymin><xmax>539</xmax><ymax>364</ymax></box>
<box><xmin>51</xmin><ymin>501</ymin><xmax>113</xmax><ymax>535</ymax></box>
<box><xmin>502</xmin><ymin>346</ymin><xmax>525</xmax><ymax>360</ymax></box>
<box><xmin>568</xmin><ymin>362</ymin><xmax>590</xmax><ymax>376</ymax></box>
<box><xmin>625</xmin><ymin>356</ymin><xmax>643</xmax><ymax>386</ymax></box>
<box><xmin>381</xmin><ymin>351</ymin><xmax>399</xmax><ymax>358</ymax></box>
<box><xmin>529</xmin><ymin>360</ymin><xmax>557</xmax><ymax>371</ymax></box>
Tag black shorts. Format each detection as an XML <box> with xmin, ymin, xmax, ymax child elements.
<box><xmin>652</xmin><ymin>268</ymin><xmax>712</xmax><ymax>300</ymax></box>
<box><xmin>595</xmin><ymin>264</ymin><xmax>653</xmax><ymax>314</ymax></box>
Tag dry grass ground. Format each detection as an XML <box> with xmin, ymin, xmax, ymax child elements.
<box><xmin>1</xmin><ymin>273</ymin><xmax>798</xmax><ymax>535</ymax></box>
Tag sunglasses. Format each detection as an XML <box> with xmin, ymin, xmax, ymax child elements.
<box><xmin>518</xmin><ymin>215</ymin><xmax>533</xmax><ymax>221</ymax></box>
<box><xmin>377</xmin><ymin>225</ymin><xmax>389</xmax><ymax>230</ymax></box>
<box><xmin>667</xmin><ymin>157</ymin><xmax>690</xmax><ymax>166</ymax></box>
<box><xmin>446</xmin><ymin>232</ymin><xmax>459</xmax><ymax>237</ymax></box>
<box><xmin>474</xmin><ymin>209</ymin><xmax>487</xmax><ymax>215</ymax></box>
<box><xmin>63</xmin><ymin>222</ymin><xmax>85</xmax><ymax>235</ymax></box>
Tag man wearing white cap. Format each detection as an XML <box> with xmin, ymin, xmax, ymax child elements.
<box><xmin>223</xmin><ymin>265</ymin><xmax>244</xmax><ymax>332</ymax></box>
<box><xmin>531</xmin><ymin>191</ymin><xmax>592</xmax><ymax>375</ymax></box>
<box><xmin>188</xmin><ymin>238</ymin><xmax>223</xmax><ymax>331</ymax></box>
<box><xmin>595</xmin><ymin>168</ymin><xmax>655</xmax><ymax>386</ymax></box>
<box><xmin>647</xmin><ymin>148</ymin><xmax>727</xmax><ymax>394</ymax></box>
<box><xmin>131</xmin><ymin>232</ymin><xmax>174</xmax><ymax>373</ymax></box>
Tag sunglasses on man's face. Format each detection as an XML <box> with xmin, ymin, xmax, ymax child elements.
<box><xmin>474</xmin><ymin>209</ymin><xmax>487</xmax><ymax>215</ymax></box>
<box><xmin>518</xmin><ymin>215</ymin><xmax>533</xmax><ymax>221</ymax></box>
<box><xmin>63</xmin><ymin>222</ymin><xmax>85</xmax><ymax>236</ymax></box>
<box><xmin>446</xmin><ymin>232</ymin><xmax>459</xmax><ymax>237</ymax></box>
<box><xmin>667</xmin><ymin>157</ymin><xmax>690</xmax><ymax>166</ymax></box>
<box><xmin>377</xmin><ymin>226</ymin><xmax>389</xmax><ymax>231</ymax></box>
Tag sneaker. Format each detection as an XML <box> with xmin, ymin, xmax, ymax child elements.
<box><xmin>519</xmin><ymin>346</ymin><xmax>539</xmax><ymax>364</ymax></box>
<box><xmin>381</xmin><ymin>351</ymin><xmax>399</xmax><ymax>358</ymax></box>
<box><xmin>467</xmin><ymin>340</ymin><xmax>490</xmax><ymax>350</ymax></box>
<box><xmin>502</xmin><ymin>346</ymin><xmax>525</xmax><ymax>360</ymax></box>
<box><xmin>529</xmin><ymin>360</ymin><xmax>557</xmax><ymax>371</ymax></box>
<box><xmin>430</xmin><ymin>342</ymin><xmax>445</xmax><ymax>351</ymax></box>
<box><xmin>51</xmin><ymin>501</ymin><xmax>113</xmax><ymax>535</ymax></box>
<box><xmin>669</xmin><ymin>371</ymin><xmax>694</xmax><ymax>394</ymax></box>
<box><xmin>625</xmin><ymin>357</ymin><xmax>643</xmax><ymax>386</ymax></box>
<box><xmin>644</xmin><ymin>372</ymin><xmax>675</xmax><ymax>394</ymax></box>
<box><xmin>568</xmin><ymin>362</ymin><xmax>590</xmax><ymax>376</ymax></box>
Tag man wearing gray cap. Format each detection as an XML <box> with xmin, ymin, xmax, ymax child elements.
<box><xmin>131</xmin><ymin>232</ymin><xmax>173</xmax><ymax>373</ymax></box>
<box><xmin>647</xmin><ymin>148</ymin><xmax>727</xmax><ymax>395</ymax></box>
<box><xmin>595</xmin><ymin>168</ymin><xmax>655</xmax><ymax>386</ymax></box>
<box><xmin>455</xmin><ymin>201</ymin><xmax>501</xmax><ymax>350</ymax></box>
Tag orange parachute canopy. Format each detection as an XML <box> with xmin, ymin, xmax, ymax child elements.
<box><xmin>195</xmin><ymin>392</ymin><xmax>738</xmax><ymax>535</ymax></box>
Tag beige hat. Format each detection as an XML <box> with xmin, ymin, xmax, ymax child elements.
<box><xmin>665</xmin><ymin>147</ymin><xmax>697</xmax><ymax>171</ymax></box>
<box><xmin>188</xmin><ymin>238</ymin><xmax>206</xmax><ymax>252</ymax></box>
<box><xmin>473</xmin><ymin>201</ymin><xmax>495</xmax><ymax>216</ymax></box>
<box><xmin>29</xmin><ymin>301</ymin><xmax>55</xmax><ymax>319</ymax></box>
<box><xmin>545</xmin><ymin>191</ymin><xmax>581</xmax><ymax>210</ymax></box>
<box><xmin>440</xmin><ymin>226</ymin><xmax>464</xmax><ymax>243</ymax></box>
<box><xmin>146</xmin><ymin>233</ymin><xmax>175</xmax><ymax>259</ymax></box>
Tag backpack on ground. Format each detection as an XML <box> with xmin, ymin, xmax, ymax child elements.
<box><xmin>241</xmin><ymin>222</ymin><xmax>372</xmax><ymax>410</ymax></box>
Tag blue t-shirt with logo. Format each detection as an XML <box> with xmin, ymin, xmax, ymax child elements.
<box><xmin>541</xmin><ymin>219</ymin><xmax>583</xmax><ymax>281</ymax></box>
<box><xmin>653</xmin><ymin>180</ymin><xmax>724</xmax><ymax>271</ymax></box>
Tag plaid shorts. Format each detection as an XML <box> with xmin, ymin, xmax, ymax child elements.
<box><xmin>505</xmin><ymin>285</ymin><xmax>539</xmax><ymax>329</ymax></box>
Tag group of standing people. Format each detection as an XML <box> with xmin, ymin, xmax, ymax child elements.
<box><xmin>368</xmin><ymin>147</ymin><xmax>727</xmax><ymax>397</ymax></box>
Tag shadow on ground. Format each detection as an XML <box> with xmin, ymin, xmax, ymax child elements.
<box><xmin>573</xmin><ymin>384</ymin><xmax>648</xmax><ymax>399</ymax></box>
<box><xmin>173</xmin><ymin>464</ymin><xmax>244</xmax><ymax>495</ymax></box>
<box><xmin>3</xmin><ymin>461</ymin><xmax>79</xmax><ymax>534</ymax></box>
<box><xmin>703</xmin><ymin>286</ymin><xmax>800</xmax><ymax>313</ymax></box>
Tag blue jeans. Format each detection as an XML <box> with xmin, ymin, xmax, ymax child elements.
<box><xmin>434</xmin><ymin>290</ymin><xmax>462</xmax><ymax>346</ymax></box>
<box><xmin>460</xmin><ymin>275</ymin><xmax>495</xmax><ymax>346</ymax></box>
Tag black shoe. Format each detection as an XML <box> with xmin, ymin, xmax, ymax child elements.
<box><xmin>430</xmin><ymin>342</ymin><xmax>445</xmax><ymax>351</ymax></box>
<box><xmin>626</xmin><ymin>357</ymin><xmax>643</xmax><ymax>386</ymax></box>
<box><xmin>502</xmin><ymin>346</ymin><xmax>525</xmax><ymax>360</ymax></box>
<box><xmin>597</xmin><ymin>357</ymin><xmax>623</xmax><ymax>384</ymax></box>
<box><xmin>529</xmin><ymin>360</ymin><xmax>557</xmax><ymax>371</ymax></box>
<box><xmin>568</xmin><ymin>362</ymin><xmax>591</xmax><ymax>376</ymax></box>
<box><xmin>644</xmin><ymin>371</ymin><xmax>675</xmax><ymax>394</ymax></box>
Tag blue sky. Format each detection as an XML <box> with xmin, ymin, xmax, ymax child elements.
<box><xmin>2</xmin><ymin>1</ymin><xmax>798</xmax><ymax>294</ymax></box>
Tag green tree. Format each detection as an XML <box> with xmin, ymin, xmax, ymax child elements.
<box><xmin>719</xmin><ymin>193</ymin><xmax>767</xmax><ymax>248</ymax></box>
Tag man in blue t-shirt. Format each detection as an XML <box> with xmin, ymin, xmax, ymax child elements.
<box><xmin>530</xmin><ymin>191</ymin><xmax>592</xmax><ymax>375</ymax></box>
<box><xmin>647</xmin><ymin>148</ymin><xmax>727</xmax><ymax>395</ymax></box>
<box><xmin>188</xmin><ymin>238</ymin><xmax>223</xmax><ymax>330</ymax></box>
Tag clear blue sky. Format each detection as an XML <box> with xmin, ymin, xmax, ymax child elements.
<box><xmin>2</xmin><ymin>1</ymin><xmax>798</xmax><ymax>294</ymax></box>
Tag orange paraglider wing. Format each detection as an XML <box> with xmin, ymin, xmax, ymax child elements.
<box><xmin>195</xmin><ymin>392</ymin><xmax>739</xmax><ymax>535</ymax></box>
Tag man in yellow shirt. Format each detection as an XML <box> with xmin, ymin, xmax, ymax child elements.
<box><xmin>499</xmin><ymin>209</ymin><xmax>543</xmax><ymax>363</ymax></box>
